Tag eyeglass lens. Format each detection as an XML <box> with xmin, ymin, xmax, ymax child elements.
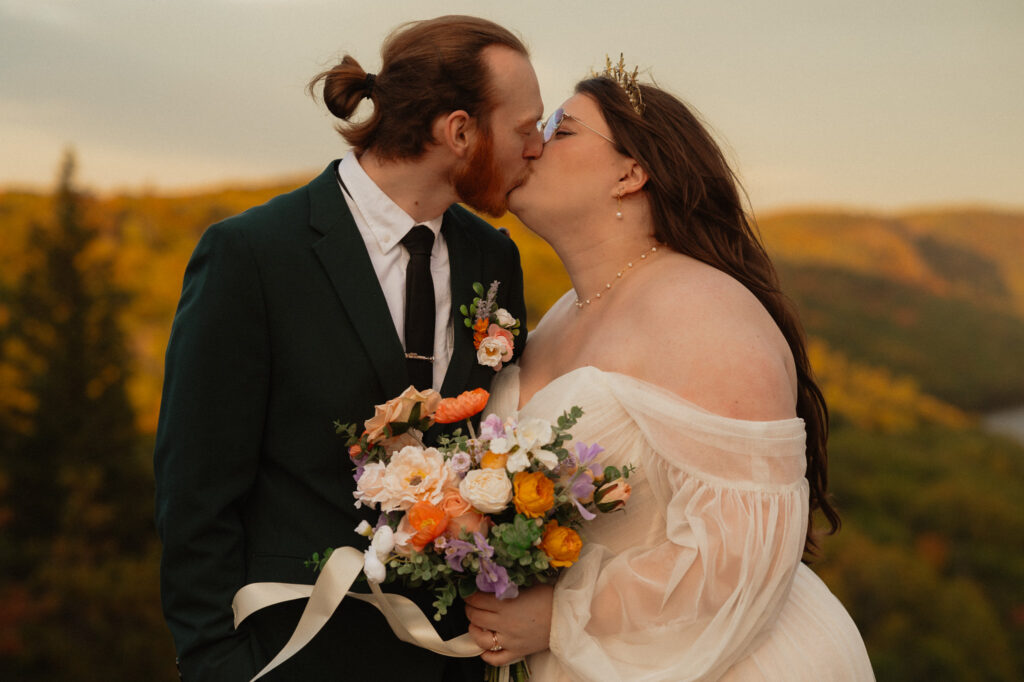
<box><xmin>541</xmin><ymin>107</ymin><xmax>565</xmax><ymax>143</ymax></box>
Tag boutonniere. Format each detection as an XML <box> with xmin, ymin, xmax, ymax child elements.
<box><xmin>460</xmin><ymin>281</ymin><xmax>521</xmax><ymax>372</ymax></box>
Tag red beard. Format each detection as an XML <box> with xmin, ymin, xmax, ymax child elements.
<box><xmin>452</xmin><ymin>132</ymin><xmax>509</xmax><ymax>217</ymax></box>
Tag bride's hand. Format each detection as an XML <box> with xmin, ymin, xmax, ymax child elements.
<box><xmin>465</xmin><ymin>584</ymin><xmax>554</xmax><ymax>665</ymax></box>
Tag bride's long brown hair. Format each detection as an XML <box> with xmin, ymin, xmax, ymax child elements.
<box><xmin>577</xmin><ymin>77</ymin><xmax>838</xmax><ymax>556</ymax></box>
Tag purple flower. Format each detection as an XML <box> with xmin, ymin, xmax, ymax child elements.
<box><xmin>476</xmin><ymin>557</ymin><xmax>518</xmax><ymax>600</ymax></box>
<box><xmin>472</xmin><ymin>531</ymin><xmax>495</xmax><ymax>558</ymax></box>
<box><xmin>351</xmin><ymin>454</ymin><xmax>369</xmax><ymax>481</ymax></box>
<box><xmin>480</xmin><ymin>414</ymin><xmax>505</xmax><ymax>441</ymax></box>
<box><xmin>449</xmin><ymin>451</ymin><xmax>472</xmax><ymax>476</ymax></box>
<box><xmin>575</xmin><ymin>442</ymin><xmax>604</xmax><ymax>475</ymax></box>
<box><xmin>571</xmin><ymin>496</ymin><xmax>597</xmax><ymax>521</ymax></box>
<box><xmin>569</xmin><ymin>474</ymin><xmax>597</xmax><ymax>521</ymax></box>
<box><xmin>444</xmin><ymin>537</ymin><xmax>476</xmax><ymax>572</ymax></box>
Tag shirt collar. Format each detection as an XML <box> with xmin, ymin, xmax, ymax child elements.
<box><xmin>337</xmin><ymin>152</ymin><xmax>444</xmax><ymax>255</ymax></box>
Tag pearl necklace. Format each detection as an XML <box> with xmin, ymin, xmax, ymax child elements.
<box><xmin>574</xmin><ymin>245</ymin><xmax>660</xmax><ymax>308</ymax></box>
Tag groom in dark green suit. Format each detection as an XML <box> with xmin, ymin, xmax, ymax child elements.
<box><xmin>154</xmin><ymin>16</ymin><xmax>544</xmax><ymax>681</ymax></box>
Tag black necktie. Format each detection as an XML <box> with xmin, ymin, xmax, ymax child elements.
<box><xmin>400</xmin><ymin>225</ymin><xmax>435</xmax><ymax>390</ymax></box>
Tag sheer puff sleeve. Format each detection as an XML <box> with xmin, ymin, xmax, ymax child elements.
<box><xmin>544</xmin><ymin>371</ymin><xmax>809</xmax><ymax>682</ymax></box>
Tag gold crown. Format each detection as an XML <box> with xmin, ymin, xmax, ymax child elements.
<box><xmin>592</xmin><ymin>54</ymin><xmax>645</xmax><ymax>115</ymax></box>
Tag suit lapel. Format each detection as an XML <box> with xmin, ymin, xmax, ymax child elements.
<box><xmin>440</xmin><ymin>211</ymin><xmax>483</xmax><ymax>398</ymax></box>
<box><xmin>308</xmin><ymin>162</ymin><xmax>409</xmax><ymax>398</ymax></box>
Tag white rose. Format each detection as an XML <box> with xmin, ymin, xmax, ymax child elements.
<box><xmin>495</xmin><ymin>308</ymin><xmax>517</xmax><ymax>328</ymax></box>
<box><xmin>353</xmin><ymin>461</ymin><xmax>387</xmax><ymax>509</ymax></box>
<box><xmin>517</xmin><ymin>418</ymin><xmax>554</xmax><ymax>452</ymax></box>
<box><xmin>532</xmin><ymin>449</ymin><xmax>559</xmax><ymax>470</ymax></box>
<box><xmin>380</xmin><ymin>446</ymin><xmax>453</xmax><ymax>511</ymax></box>
<box><xmin>459</xmin><ymin>468</ymin><xmax>513</xmax><ymax>514</ymax></box>
<box><xmin>476</xmin><ymin>336</ymin><xmax>508</xmax><ymax>368</ymax></box>
<box><xmin>505</xmin><ymin>450</ymin><xmax>530</xmax><ymax>474</ymax></box>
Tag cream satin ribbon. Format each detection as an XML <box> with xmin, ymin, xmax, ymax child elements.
<box><xmin>232</xmin><ymin>546</ymin><xmax>485</xmax><ymax>681</ymax></box>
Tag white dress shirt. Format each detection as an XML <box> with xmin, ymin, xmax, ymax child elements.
<box><xmin>336</xmin><ymin>152</ymin><xmax>453</xmax><ymax>391</ymax></box>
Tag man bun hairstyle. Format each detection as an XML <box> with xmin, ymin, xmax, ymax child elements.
<box><xmin>309</xmin><ymin>15</ymin><xmax>528</xmax><ymax>160</ymax></box>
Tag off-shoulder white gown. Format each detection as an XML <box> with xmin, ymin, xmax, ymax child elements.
<box><xmin>486</xmin><ymin>364</ymin><xmax>874</xmax><ymax>681</ymax></box>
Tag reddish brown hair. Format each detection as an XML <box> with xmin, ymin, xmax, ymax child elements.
<box><xmin>577</xmin><ymin>77</ymin><xmax>839</xmax><ymax>557</ymax></box>
<box><xmin>309</xmin><ymin>15</ymin><xmax>528</xmax><ymax>160</ymax></box>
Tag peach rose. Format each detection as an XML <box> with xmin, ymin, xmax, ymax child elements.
<box><xmin>446</xmin><ymin>510</ymin><xmax>492</xmax><ymax>538</ymax></box>
<box><xmin>364</xmin><ymin>386</ymin><xmax>441</xmax><ymax>443</ymax></box>
<box><xmin>540</xmin><ymin>521</ymin><xmax>582</xmax><ymax>568</ymax></box>
<box><xmin>595</xmin><ymin>480</ymin><xmax>632</xmax><ymax>513</ymax></box>
<box><xmin>512</xmin><ymin>471</ymin><xmax>555</xmax><ymax>519</ymax></box>
<box><xmin>438</xmin><ymin>488</ymin><xmax>473</xmax><ymax>518</ymax></box>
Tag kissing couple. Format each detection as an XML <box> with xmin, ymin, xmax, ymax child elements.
<box><xmin>155</xmin><ymin>14</ymin><xmax>874</xmax><ymax>682</ymax></box>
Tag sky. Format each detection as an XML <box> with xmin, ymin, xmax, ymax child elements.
<box><xmin>1</xmin><ymin>0</ymin><xmax>1022</xmax><ymax>211</ymax></box>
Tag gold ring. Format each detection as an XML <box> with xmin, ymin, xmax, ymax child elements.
<box><xmin>489</xmin><ymin>630</ymin><xmax>503</xmax><ymax>652</ymax></box>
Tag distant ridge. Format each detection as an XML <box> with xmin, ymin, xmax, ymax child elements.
<box><xmin>758</xmin><ymin>208</ymin><xmax>1024</xmax><ymax>318</ymax></box>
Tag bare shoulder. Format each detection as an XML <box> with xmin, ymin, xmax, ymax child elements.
<box><xmin>628</xmin><ymin>254</ymin><xmax>798</xmax><ymax>420</ymax></box>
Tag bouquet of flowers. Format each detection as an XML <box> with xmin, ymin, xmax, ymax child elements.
<box><xmin>312</xmin><ymin>385</ymin><xmax>633</xmax><ymax>681</ymax></box>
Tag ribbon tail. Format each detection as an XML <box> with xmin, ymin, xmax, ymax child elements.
<box><xmin>350</xmin><ymin>580</ymin><xmax>482</xmax><ymax>657</ymax></box>
<box><xmin>230</xmin><ymin>545</ymin><xmax>486</xmax><ymax>681</ymax></box>
<box><xmin>240</xmin><ymin>546</ymin><xmax>365</xmax><ymax>681</ymax></box>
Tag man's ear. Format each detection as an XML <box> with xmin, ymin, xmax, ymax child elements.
<box><xmin>617</xmin><ymin>159</ymin><xmax>649</xmax><ymax>197</ymax></box>
<box><xmin>436</xmin><ymin>110</ymin><xmax>477</xmax><ymax>159</ymax></box>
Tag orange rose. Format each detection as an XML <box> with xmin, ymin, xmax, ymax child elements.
<box><xmin>512</xmin><ymin>471</ymin><xmax>556</xmax><ymax>518</ymax></box>
<box><xmin>405</xmin><ymin>501</ymin><xmax>449</xmax><ymax>552</ymax></box>
<box><xmin>434</xmin><ymin>388</ymin><xmax>490</xmax><ymax>424</ymax></box>
<box><xmin>479</xmin><ymin>451</ymin><xmax>508</xmax><ymax>469</ymax></box>
<box><xmin>438</xmin><ymin>488</ymin><xmax>472</xmax><ymax>518</ymax></box>
<box><xmin>540</xmin><ymin>521</ymin><xmax>582</xmax><ymax>568</ymax></box>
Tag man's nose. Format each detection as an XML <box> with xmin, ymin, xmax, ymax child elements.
<box><xmin>524</xmin><ymin>128</ymin><xmax>544</xmax><ymax>159</ymax></box>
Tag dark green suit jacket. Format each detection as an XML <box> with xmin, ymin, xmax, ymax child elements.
<box><xmin>154</xmin><ymin>161</ymin><xmax>528</xmax><ymax>681</ymax></box>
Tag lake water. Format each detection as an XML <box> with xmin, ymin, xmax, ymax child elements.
<box><xmin>983</xmin><ymin>406</ymin><xmax>1024</xmax><ymax>446</ymax></box>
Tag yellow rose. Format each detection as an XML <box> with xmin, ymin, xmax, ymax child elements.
<box><xmin>540</xmin><ymin>521</ymin><xmax>582</xmax><ymax>568</ymax></box>
<box><xmin>512</xmin><ymin>471</ymin><xmax>555</xmax><ymax>519</ymax></box>
<box><xmin>480</xmin><ymin>451</ymin><xmax>508</xmax><ymax>469</ymax></box>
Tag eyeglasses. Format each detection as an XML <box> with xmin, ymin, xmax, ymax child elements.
<box><xmin>539</xmin><ymin>107</ymin><xmax>615</xmax><ymax>145</ymax></box>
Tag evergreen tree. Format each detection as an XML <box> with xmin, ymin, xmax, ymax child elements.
<box><xmin>2</xmin><ymin>149</ymin><xmax>147</xmax><ymax>566</ymax></box>
<box><xmin>0</xmin><ymin>151</ymin><xmax>167</xmax><ymax>679</ymax></box>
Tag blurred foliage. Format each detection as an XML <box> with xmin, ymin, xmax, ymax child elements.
<box><xmin>0</xmin><ymin>152</ymin><xmax>172</xmax><ymax>679</ymax></box>
<box><xmin>775</xmin><ymin>262</ymin><xmax>1024</xmax><ymax>412</ymax></box>
<box><xmin>1</xmin><ymin>164</ymin><xmax>1022</xmax><ymax>680</ymax></box>
<box><xmin>817</xmin><ymin>425</ymin><xmax>1024</xmax><ymax>681</ymax></box>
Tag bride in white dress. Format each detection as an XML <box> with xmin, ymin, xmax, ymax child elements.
<box><xmin>462</xmin><ymin>69</ymin><xmax>875</xmax><ymax>681</ymax></box>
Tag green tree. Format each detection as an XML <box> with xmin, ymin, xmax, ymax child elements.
<box><xmin>0</xmin><ymin>151</ymin><xmax>171</xmax><ymax>679</ymax></box>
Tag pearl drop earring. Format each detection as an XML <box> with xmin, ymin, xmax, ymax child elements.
<box><xmin>616</xmin><ymin>192</ymin><xmax>623</xmax><ymax>220</ymax></box>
